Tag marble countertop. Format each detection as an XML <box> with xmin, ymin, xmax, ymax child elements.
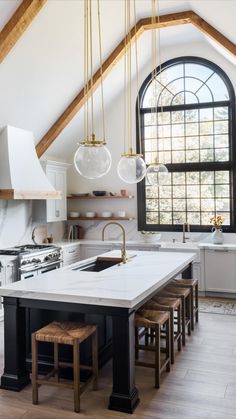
<box><xmin>0</xmin><ymin>250</ymin><xmax>196</xmax><ymax>308</ymax></box>
<box><xmin>198</xmin><ymin>242</ymin><xmax>236</xmax><ymax>250</ymax></box>
<box><xmin>55</xmin><ymin>239</ymin><xmax>162</xmax><ymax>248</ymax></box>
<box><xmin>55</xmin><ymin>239</ymin><xmax>236</xmax><ymax>251</ymax></box>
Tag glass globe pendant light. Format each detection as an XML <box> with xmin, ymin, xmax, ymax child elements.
<box><xmin>74</xmin><ymin>135</ymin><xmax>111</xmax><ymax>180</ymax></box>
<box><xmin>117</xmin><ymin>148</ymin><xmax>146</xmax><ymax>184</ymax></box>
<box><xmin>146</xmin><ymin>161</ymin><xmax>168</xmax><ymax>186</ymax></box>
<box><xmin>74</xmin><ymin>0</ymin><xmax>111</xmax><ymax>180</ymax></box>
<box><xmin>117</xmin><ymin>0</ymin><xmax>146</xmax><ymax>184</ymax></box>
<box><xmin>145</xmin><ymin>0</ymin><xmax>168</xmax><ymax>187</ymax></box>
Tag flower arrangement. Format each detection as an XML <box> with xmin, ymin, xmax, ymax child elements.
<box><xmin>210</xmin><ymin>215</ymin><xmax>224</xmax><ymax>229</ymax></box>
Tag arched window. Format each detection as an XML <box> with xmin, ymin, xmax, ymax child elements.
<box><xmin>137</xmin><ymin>57</ymin><xmax>236</xmax><ymax>232</ymax></box>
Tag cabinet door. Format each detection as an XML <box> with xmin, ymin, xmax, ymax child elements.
<box><xmin>46</xmin><ymin>168</ymin><xmax>57</xmax><ymax>222</ymax></box>
<box><xmin>46</xmin><ymin>168</ymin><xmax>67</xmax><ymax>222</ymax></box>
<box><xmin>55</xmin><ymin>170</ymin><xmax>67</xmax><ymax>221</ymax></box>
<box><xmin>205</xmin><ymin>250</ymin><xmax>236</xmax><ymax>293</ymax></box>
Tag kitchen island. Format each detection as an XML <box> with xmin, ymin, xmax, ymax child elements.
<box><xmin>0</xmin><ymin>250</ymin><xmax>195</xmax><ymax>413</ymax></box>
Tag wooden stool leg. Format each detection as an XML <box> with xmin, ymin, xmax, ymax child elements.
<box><xmin>196</xmin><ymin>283</ymin><xmax>199</xmax><ymax>323</ymax></box>
<box><xmin>135</xmin><ymin>327</ymin><xmax>139</xmax><ymax>360</ymax></box>
<box><xmin>181</xmin><ymin>298</ymin><xmax>186</xmax><ymax>346</ymax></box>
<box><xmin>177</xmin><ymin>305</ymin><xmax>182</xmax><ymax>352</ymax></box>
<box><xmin>190</xmin><ymin>288</ymin><xmax>194</xmax><ymax>331</ymax></box>
<box><xmin>169</xmin><ymin>309</ymin><xmax>175</xmax><ymax>364</ymax></box>
<box><xmin>166</xmin><ymin>318</ymin><xmax>171</xmax><ymax>372</ymax></box>
<box><xmin>155</xmin><ymin>324</ymin><xmax>160</xmax><ymax>389</ymax></box>
<box><xmin>73</xmin><ymin>340</ymin><xmax>80</xmax><ymax>413</ymax></box>
<box><xmin>31</xmin><ymin>333</ymin><xmax>38</xmax><ymax>405</ymax></box>
<box><xmin>186</xmin><ymin>295</ymin><xmax>191</xmax><ymax>336</ymax></box>
<box><xmin>54</xmin><ymin>343</ymin><xmax>59</xmax><ymax>382</ymax></box>
<box><xmin>92</xmin><ymin>330</ymin><xmax>98</xmax><ymax>391</ymax></box>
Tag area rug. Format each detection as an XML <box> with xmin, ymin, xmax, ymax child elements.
<box><xmin>199</xmin><ymin>297</ymin><xmax>236</xmax><ymax>315</ymax></box>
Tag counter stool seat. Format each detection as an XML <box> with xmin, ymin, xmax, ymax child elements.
<box><xmin>32</xmin><ymin>321</ymin><xmax>98</xmax><ymax>413</ymax></box>
<box><xmin>135</xmin><ymin>309</ymin><xmax>171</xmax><ymax>388</ymax></box>
<box><xmin>159</xmin><ymin>286</ymin><xmax>191</xmax><ymax>346</ymax></box>
<box><xmin>144</xmin><ymin>296</ymin><xmax>182</xmax><ymax>364</ymax></box>
<box><xmin>171</xmin><ymin>278</ymin><xmax>199</xmax><ymax>330</ymax></box>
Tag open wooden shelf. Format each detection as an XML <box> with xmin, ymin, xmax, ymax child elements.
<box><xmin>67</xmin><ymin>195</ymin><xmax>134</xmax><ymax>200</ymax></box>
<box><xmin>68</xmin><ymin>216</ymin><xmax>134</xmax><ymax>221</ymax></box>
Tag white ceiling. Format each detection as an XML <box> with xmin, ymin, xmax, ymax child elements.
<box><xmin>0</xmin><ymin>0</ymin><xmax>235</xmax><ymax>162</ymax></box>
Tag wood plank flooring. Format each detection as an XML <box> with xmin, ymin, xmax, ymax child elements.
<box><xmin>1</xmin><ymin>312</ymin><xmax>236</xmax><ymax>418</ymax></box>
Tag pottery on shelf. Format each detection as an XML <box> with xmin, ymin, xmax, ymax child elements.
<box><xmin>211</xmin><ymin>227</ymin><xmax>224</xmax><ymax>244</ymax></box>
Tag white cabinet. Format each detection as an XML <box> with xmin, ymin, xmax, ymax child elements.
<box><xmin>204</xmin><ymin>249</ymin><xmax>236</xmax><ymax>293</ymax></box>
<box><xmin>62</xmin><ymin>243</ymin><xmax>80</xmax><ymax>266</ymax></box>
<box><xmin>33</xmin><ymin>160</ymin><xmax>70</xmax><ymax>223</ymax></box>
<box><xmin>0</xmin><ymin>258</ymin><xmax>17</xmax><ymax>320</ymax></box>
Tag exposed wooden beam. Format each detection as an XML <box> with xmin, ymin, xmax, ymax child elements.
<box><xmin>36</xmin><ymin>10</ymin><xmax>236</xmax><ymax>158</ymax></box>
<box><xmin>0</xmin><ymin>0</ymin><xmax>47</xmax><ymax>63</ymax></box>
<box><xmin>190</xmin><ymin>11</ymin><xmax>236</xmax><ymax>57</ymax></box>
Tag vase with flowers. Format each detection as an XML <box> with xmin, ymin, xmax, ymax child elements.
<box><xmin>210</xmin><ymin>215</ymin><xmax>224</xmax><ymax>244</ymax></box>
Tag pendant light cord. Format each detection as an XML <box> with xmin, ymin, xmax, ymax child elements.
<box><xmin>89</xmin><ymin>0</ymin><xmax>94</xmax><ymax>137</ymax></box>
<box><xmin>84</xmin><ymin>0</ymin><xmax>88</xmax><ymax>141</ymax></box>
<box><xmin>123</xmin><ymin>0</ymin><xmax>127</xmax><ymax>154</ymax></box>
<box><xmin>134</xmin><ymin>0</ymin><xmax>142</xmax><ymax>155</ymax></box>
<box><xmin>97</xmin><ymin>0</ymin><xmax>106</xmax><ymax>142</ymax></box>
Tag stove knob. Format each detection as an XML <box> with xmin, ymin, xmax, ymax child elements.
<box><xmin>32</xmin><ymin>258</ymin><xmax>40</xmax><ymax>263</ymax></box>
<box><xmin>44</xmin><ymin>256</ymin><xmax>50</xmax><ymax>261</ymax></box>
<box><xmin>21</xmin><ymin>260</ymin><xmax>27</xmax><ymax>265</ymax></box>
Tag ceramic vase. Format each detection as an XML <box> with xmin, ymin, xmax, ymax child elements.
<box><xmin>211</xmin><ymin>227</ymin><xmax>224</xmax><ymax>244</ymax></box>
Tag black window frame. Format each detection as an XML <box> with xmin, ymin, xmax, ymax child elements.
<box><xmin>137</xmin><ymin>56</ymin><xmax>236</xmax><ymax>232</ymax></box>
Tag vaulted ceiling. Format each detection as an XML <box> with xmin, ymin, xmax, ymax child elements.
<box><xmin>0</xmin><ymin>0</ymin><xmax>235</xmax><ymax>162</ymax></box>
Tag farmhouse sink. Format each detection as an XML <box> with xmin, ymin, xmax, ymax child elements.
<box><xmin>72</xmin><ymin>256</ymin><xmax>123</xmax><ymax>272</ymax></box>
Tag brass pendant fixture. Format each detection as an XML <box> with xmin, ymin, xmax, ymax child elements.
<box><xmin>74</xmin><ymin>0</ymin><xmax>112</xmax><ymax>180</ymax></box>
<box><xmin>117</xmin><ymin>0</ymin><xmax>146</xmax><ymax>184</ymax></box>
<box><xmin>146</xmin><ymin>0</ymin><xmax>168</xmax><ymax>187</ymax></box>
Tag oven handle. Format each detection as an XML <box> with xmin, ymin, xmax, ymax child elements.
<box><xmin>19</xmin><ymin>259</ymin><xmax>63</xmax><ymax>274</ymax></box>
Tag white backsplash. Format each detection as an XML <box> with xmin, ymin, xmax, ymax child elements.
<box><xmin>0</xmin><ymin>200</ymin><xmax>65</xmax><ymax>248</ymax></box>
<box><xmin>1</xmin><ymin>200</ymin><xmax>236</xmax><ymax>248</ymax></box>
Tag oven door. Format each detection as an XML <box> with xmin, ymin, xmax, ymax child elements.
<box><xmin>19</xmin><ymin>260</ymin><xmax>62</xmax><ymax>280</ymax></box>
<box><xmin>38</xmin><ymin>260</ymin><xmax>62</xmax><ymax>275</ymax></box>
<box><xmin>20</xmin><ymin>269</ymin><xmax>38</xmax><ymax>280</ymax></box>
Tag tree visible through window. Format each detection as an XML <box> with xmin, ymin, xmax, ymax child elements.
<box><xmin>137</xmin><ymin>57</ymin><xmax>236</xmax><ymax>232</ymax></box>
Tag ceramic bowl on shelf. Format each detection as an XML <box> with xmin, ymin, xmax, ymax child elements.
<box><xmin>69</xmin><ymin>211</ymin><xmax>79</xmax><ymax>218</ymax></box>
<box><xmin>92</xmin><ymin>191</ymin><xmax>106</xmax><ymax>196</ymax></box>
<box><xmin>114</xmin><ymin>210</ymin><xmax>126</xmax><ymax>218</ymax></box>
<box><xmin>101</xmin><ymin>211</ymin><xmax>113</xmax><ymax>218</ymax></box>
<box><xmin>85</xmin><ymin>211</ymin><xmax>96</xmax><ymax>218</ymax></box>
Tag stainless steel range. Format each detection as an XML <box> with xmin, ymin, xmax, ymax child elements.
<box><xmin>0</xmin><ymin>244</ymin><xmax>62</xmax><ymax>280</ymax></box>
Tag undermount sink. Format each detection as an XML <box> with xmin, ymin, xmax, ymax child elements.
<box><xmin>72</xmin><ymin>257</ymin><xmax>122</xmax><ymax>272</ymax></box>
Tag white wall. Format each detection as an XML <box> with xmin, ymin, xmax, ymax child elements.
<box><xmin>1</xmin><ymin>38</ymin><xmax>236</xmax><ymax>247</ymax></box>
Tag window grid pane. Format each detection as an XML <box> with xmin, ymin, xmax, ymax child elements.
<box><xmin>145</xmin><ymin>171</ymin><xmax>231</xmax><ymax>226</ymax></box>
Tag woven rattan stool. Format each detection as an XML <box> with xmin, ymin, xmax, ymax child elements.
<box><xmin>171</xmin><ymin>278</ymin><xmax>199</xmax><ymax>330</ymax></box>
<box><xmin>159</xmin><ymin>286</ymin><xmax>191</xmax><ymax>346</ymax></box>
<box><xmin>31</xmin><ymin>321</ymin><xmax>98</xmax><ymax>413</ymax></box>
<box><xmin>144</xmin><ymin>296</ymin><xmax>182</xmax><ymax>364</ymax></box>
<box><xmin>135</xmin><ymin>309</ymin><xmax>171</xmax><ymax>388</ymax></box>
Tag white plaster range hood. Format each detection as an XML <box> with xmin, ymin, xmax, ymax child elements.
<box><xmin>0</xmin><ymin>126</ymin><xmax>61</xmax><ymax>200</ymax></box>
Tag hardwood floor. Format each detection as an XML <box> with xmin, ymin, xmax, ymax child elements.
<box><xmin>1</xmin><ymin>312</ymin><xmax>236</xmax><ymax>418</ymax></box>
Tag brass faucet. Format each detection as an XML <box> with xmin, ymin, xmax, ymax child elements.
<box><xmin>183</xmin><ymin>222</ymin><xmax>190</xmax><ymax>243</ymax></box>
<box><xmin>102</xmin><ymin>222</ymin><xmax>127</xmax><ymax>264</ymax></box>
